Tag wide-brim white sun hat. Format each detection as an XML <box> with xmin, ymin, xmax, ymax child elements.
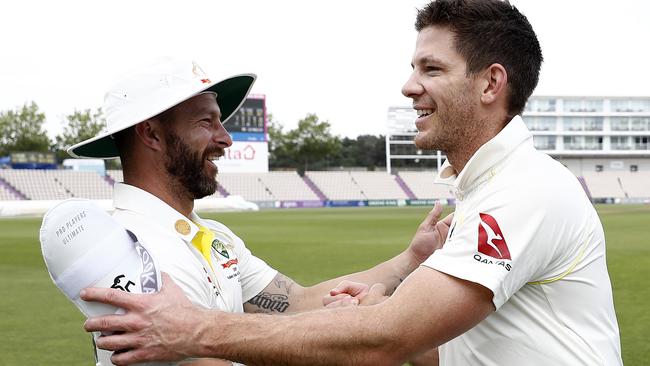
<box><xmin>67</xmin><ymin>57</ymin><xmax>256</xmax><ymax>159</ymax></box>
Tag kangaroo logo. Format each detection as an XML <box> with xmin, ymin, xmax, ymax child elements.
<box><xmin>477</xmin><ymin>213</ymin><xmax>511</xmax><ymax>260</ymax></box>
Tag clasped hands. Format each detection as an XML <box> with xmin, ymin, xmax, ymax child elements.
<box><xmin>324</xmin><ymin>203</ymin><xmax>453</xmax><ymax>308</ymax></box>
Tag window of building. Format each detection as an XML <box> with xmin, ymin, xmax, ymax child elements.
<box><xmin>563</xmin><ymin>136</ymin><xmax>603</xmax><ymax>150</ymax></box>
<box><xmin>610</xmin><ymin>117</ymin><xmax>629</xmax><ymax>131</ymax></box>
<box><xmin>564</xmin><ymin>118</ymin><xmax>583</xmax><ymax>131</ymax></box>
<box><xmin>525</xmin><ymin>99</ymin><xmax>556</xmax><ymax>112</ymax></box>
<box><xmin>564</xmin><ymin>99</ymin><xmax>603</xmax><ymax>112</ymax></box>
<box><xmin>633</xmin><ymin>136</ymin><xmax>650</xmax><ymax>150</ymax></box>
<box><xmin>564</xmin><ymin>117</ymin><xmax>603</xmax><ymax>131</ymax></box>
<box><xmin>611</xmin><ymin>99</ymin><xmax>650</xmax><ymax>112</ymax></box>
<box><xmin>595</xmin><ymin>165</ymin><xmax>603</xmax><ymax>172</ymax></box>
<box><xmin>631</xmin><ymin>118</ymin><xmax>650</xmax><ymax>131</ymax></box>
<box><xmin>584</xmin><ymin>117</ymin><xmax>603</xmax><ymax>131</ymax></box>
<box><xmin>630</xmin><ymin>165</ymin><xmax>638</xmax><ymax>172</ymax></box>
<box><xmin>525</xmin><ymin>116</ymin><xmax>556</xmax><ymax>131</ymax></box>
<box><xmin>533</xmin><ymin>136</ymin><xmax>556</xmax><ymax>150</ymax></box>
<box><xmin>610</xmin><ymin>136</ymin><xmax>632</xmax><ymax>150</ymax></box>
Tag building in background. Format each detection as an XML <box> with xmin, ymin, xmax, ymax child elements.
<box><xmin>217</xmin><ymin>95</ymin><xmax>269</xmax><ymax>173</ymax></box>
<box><xmin>523</xmin><ymin>96</ymin><xmax>650</xmax><ymax>175</ymax></box>
<box><xmin>385</xmin><ymin>96</ymin><xmax>650</xmax><ymax>175</ymax></box>
<box><xmin>385</xmin><ymin>106</ymin><xmax>443</xmax><ymax>173</ymax></box>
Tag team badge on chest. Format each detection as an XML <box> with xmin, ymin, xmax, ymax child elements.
<box><xmin>211</xmin><ymin>236</ymin><xmax>239</xmax><ymax>270</ymax></box>
<box><xmin>211</xmin><ymin>239</ymin><xmax>230</xmax><ymax>259</ymax></box>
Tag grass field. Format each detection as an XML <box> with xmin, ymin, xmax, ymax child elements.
<box><xmin>0</xmin><ymin>205</ymin><xmax>648</xmax><ymax>365</ymax></box>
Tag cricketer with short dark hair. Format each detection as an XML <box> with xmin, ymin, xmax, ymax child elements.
<box><xmin>81</xmin><ymin>1</ymin><xmax>622</xmax><ymax>365</ymax></box>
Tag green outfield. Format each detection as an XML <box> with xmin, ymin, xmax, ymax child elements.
<box><xmin>0</xmin><ymin>205</ymin><xmax>648</xmax><ymax>365</ymax></box>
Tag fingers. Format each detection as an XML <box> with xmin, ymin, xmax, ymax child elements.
<box><xmin>84</xmin><ymin>312</ymin><xmax>148</xmax><ymax>333</ymax></box>
<box><xmin>323</xmin><ymin>293</ymin><xmax>355</xmax><ymax>306</ymax></box>
<box><xmin>160</xmin><ymin>272</ymin><xmax>184</xmax><ymax>298</ymax></box>
<box><xmin>80</xmin><ymin>287</ymin><xmax>144</xmax><ymax>311</ymax></box>
<box><xmin>435</xmin><ymin>221</ymin><xmax>451</xmax><ymax>243</ymax></box>
<box><xmin>419</xmin><ymin>202</ymin><xmax>444</xmax><ymax>230</ymax></box>
<box><xmin>441</xmin><ymin>212</ymin><xmax>454</xmax><ymax>226</ymax></box>
<box><xmin>95</xmin><ymin>332</ymin><xmax>142</xmax><ymax>352</ymax></box>
<box><xmin>328</xmin><ymin>280</ymin><xmax>370</xmax><ymax>298</ymax></box>
<box><xmin>110</xmin><ymin>347</ymin><xmax>156</xmax><ymax>366</ymax></box>
<box><xmin>359</xmin><ymin>283</ymin><xmax>389</xmax><ymax>306</ymax></box>
<box><xmin>324</xmin><ymin>296</ymin><xmax>360</xmax><ymax>309</ymax></box>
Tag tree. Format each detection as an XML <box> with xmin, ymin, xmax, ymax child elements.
<box><xmin>54</xmin><ymin>108</ymin><xmax>106</xmax><ymax>162</ymax></box>
<box><xmin>267</xmin><ymin>115</ymin><xmax>295</xmax><ymax>169</ymax></box>
<box><xmin>267</xmin><ymin>114</ymin><xmax>341</xmax><ymax>173</ymax></box>
<box><xmin>338</xmin><ymin>134</ymin><xmax>386</xmax><ymax>170</ymax></box>
<box><xmin>287</xmin><ymin>114</ymin><xmax>341</xmax><ymax>174</ymax></box>
<box><xmin>0</xmin><ymin>102</ymin><xmax>51</xmax><ymax>157</ymax></box>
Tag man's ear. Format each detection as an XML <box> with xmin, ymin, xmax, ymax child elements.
<box><xmin>134</xmin><ymin>120</ymin><xmax>165</xmax><ymax>152</ymax></box>
<box><xmin>479</xmin><ymin>63</ymin><xmax>508</xmax><ymax>106</ymax></box>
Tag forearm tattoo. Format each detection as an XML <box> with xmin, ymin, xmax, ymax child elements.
<box><xmin>246</xmin><ymin>273</ymin><xmax>295</xmax><ymax>314</ymax></box>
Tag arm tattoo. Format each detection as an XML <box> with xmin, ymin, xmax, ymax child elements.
<box><xmin>246</xmin><ymin>273</ymin><xmax>295</xmax><ymax>314</ymax></box>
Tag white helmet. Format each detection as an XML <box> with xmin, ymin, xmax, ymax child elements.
<box><xmin>39</xmin><ymin>198</ymin><xmax>169</xmax><ymax>366</ymax></box>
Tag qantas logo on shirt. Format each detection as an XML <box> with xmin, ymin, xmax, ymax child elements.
<box><xmin>477</xmin><ymin>213</ymin><xmax>511</xmax><ymax>260</ymax></box>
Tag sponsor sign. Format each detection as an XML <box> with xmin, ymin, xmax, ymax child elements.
<box><xmin>367</xmin><ymin>200</ymin><xmax>399</xmax><ymax>207</ymax></box>
<box><xmin>325</xmin><ymin>200</ymin><xmax>368</xmax><ymax>207</ymax></box>
<box><xmin>279</xmin><ymin>200</ymin><xmax>325</xmax><ymax>208</ymax></box>
<box><xmin>217</xmin><ymin>141</ymin><xmax>269</xmax><ymax>173</ymax></box>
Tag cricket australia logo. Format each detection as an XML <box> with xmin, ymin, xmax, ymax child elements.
<box><xmin>474</xmin><ymin>213</ymin><xmax>512</xmax><ymax>271</ymax></box>
<box><xmin>211</xmin><ymin>237</ymin><xmax>239</xmax><ymax>270</ymax></box>
<box><xmin>211</xmin><ymin>238</ymin><xmax>230</xmax><ymax>259</ymax></box>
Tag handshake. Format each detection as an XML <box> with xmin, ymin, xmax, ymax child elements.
<box><xmin>323</xmin><ymin>280</ymin><xmax>389</xmax><ymax>308</ymax></box>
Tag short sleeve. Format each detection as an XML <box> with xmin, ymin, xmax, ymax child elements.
<box><xmin>422</xmin><ymin>192</ymin><xmax>550</xmax><ymax>309</ymax></box>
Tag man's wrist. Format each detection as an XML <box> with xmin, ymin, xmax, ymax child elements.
<box><xmin>395</xmin><ymin>249</ymin><xmax>424</xmax><ymax>283</ymax></box>
<box><xmin>405</xmin><ymin>245</ymin><xmax>429</xmax><ymax>270</ymax></box>
<box><xmin>194</xmin><ymin>308</ymin><xmax>227</xmax><ymax>359</ymax></box>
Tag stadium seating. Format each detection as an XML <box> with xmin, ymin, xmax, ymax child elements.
<box><xmin>397</xmin><ymin>171</ymin><xmax>454</xmax><ymax>200</ymax></box>
<box><xmin>0</xmin><ymin>169</ymin><xmax>71</xmax><ymax>200</ymax></box>
<box><xmin>349</xmin><ymin>171</ymin><xmax>409</xmax><ymax>200</ymax></box>
<box><xmin>0</xmin><ymin>184</ymin><xmax>20</xmax><ymax>200</ymax></box>
<box><xmin>48</xmin><ymin>171</ymin><xmax>113</xmax><ymax>199</ymax></box>
<box><xmin>582</xmin><ymin>171</ymin><xmax>627</xmax><ymax>199</ymax></box>
<box><xmin>216</xmin><ymin>173</ymin><xmax>275</xmax><ymax>201</ymax></box>
<box><xmin>305</xmin><ymin>171</ymin><xmax>366</xmax><ymax>200</ymax></box>
<box><xmin>617</xmin><ymin>171</ymin><xmax>650</xmax><ymax>199</ymax></box>
<box><xmin>255</xmin><ymin>171</ymin><xmax>319</xmax><ymax>201</ymax></box>
<box><xmin>0</xmin><ymin>168</ymin><xmax>647</xmax><ymax>202</ymax></box>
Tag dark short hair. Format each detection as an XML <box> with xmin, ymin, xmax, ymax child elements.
<box><xmin>415</xmin><ymin>0</ymin><xmax>542</xmax><ymax>116</ymax></box>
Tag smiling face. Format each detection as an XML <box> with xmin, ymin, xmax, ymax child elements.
<box><xmin>402</xmin><ymin>26</ymin><xmax>483</xmax><ymax>155</ymax></box>
<box><xmin>161</xmin><ymin>93</ymin><xmax>232</xmax><ymax>199</ymax></box>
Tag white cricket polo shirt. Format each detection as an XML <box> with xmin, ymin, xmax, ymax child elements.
<box><xmin>111</xmin><ymin>183</ymin><xmax>277</xmax><ymax>313</ymax></box>
<box><xmin>422</xmin><ymin>116</ymin><xmax>622</xmax><ymax>365</ymax></box>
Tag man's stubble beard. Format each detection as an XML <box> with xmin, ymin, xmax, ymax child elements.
<box><xmin>414</xmin><ymin>82</ymin><xmax>483</xmax><ymax>157</ymax></box>
<box><xmin>164</xmin><ymin>131</ymin><xmax>221</xmax><ymax>200</ymax></box>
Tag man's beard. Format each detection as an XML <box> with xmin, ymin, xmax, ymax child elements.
<box><xmin>415</xmin><ymin>82</ymin><xmax>479</xmax><ymax>153</ymax></box>
<box><xmin>164</xmin><ymin>131</ymin><xmax>222</xmax><ymax>200</ymax></box>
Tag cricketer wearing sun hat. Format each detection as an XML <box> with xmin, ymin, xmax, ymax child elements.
<box><xmin>66</xmin><ymin>57</ymin><xmax>271</xmax><ymax>366</ymax></box>
<box><xmin>65</xmin><ymin>57</ymin><xmax>454</xmax><ymax>365</ymax></box>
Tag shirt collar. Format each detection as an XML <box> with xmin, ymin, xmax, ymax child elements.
<box><xmin>113</xmin><ymin>183</ymin><xmax>199</xmax><ymax>243</ymax></box>
<box><xmin>435</xmin><ymin>115</ymin><xmax>533</xmax><ymax>192</ymax></box>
